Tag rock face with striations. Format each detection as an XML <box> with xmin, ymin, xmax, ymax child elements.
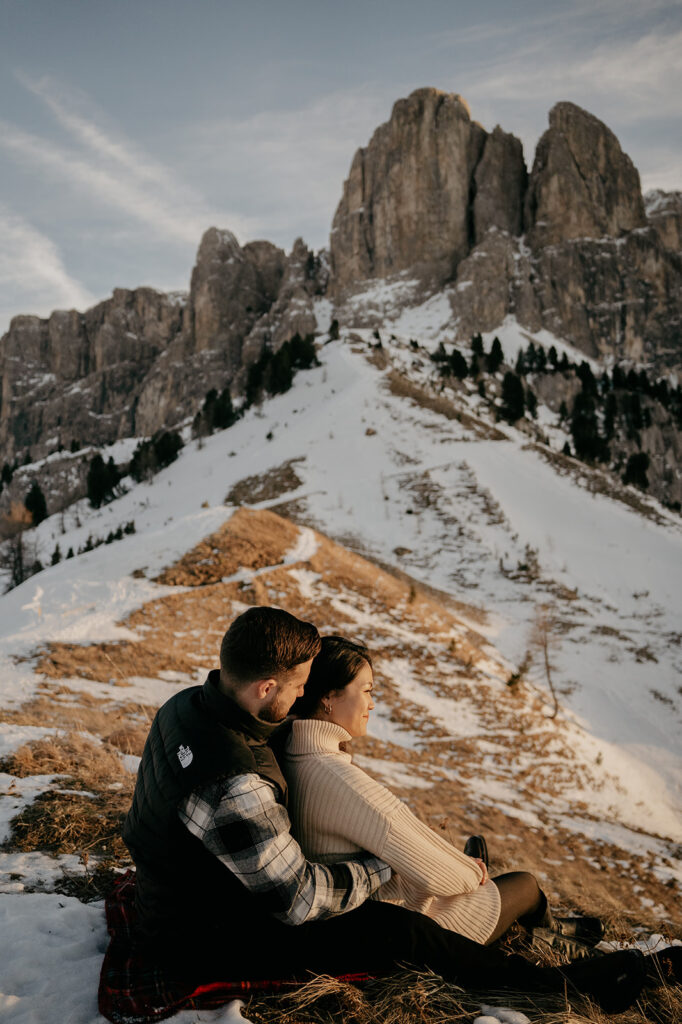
<box><xmin>0</xmin><ymin>229</ymin><xmax>325</xmax><ymax>463</ymax></box>
<box><xmin>330</xmin><ymin>88</ymin><xmax>526</xmax><ymax>294</ymax></box>
<box><xmin>0</xmin><ymin>288</ymin><xmax>184</xmax><ymax>459</ymax></box>
<box><xmin>525</xmin><ymin>102</ymin><xmax>646</xmax><ymax>247</ymax></box>
<box><xmin>2</xmin><ymin>87</ymin><xmax>680</xmax><ymax>490</ymax></box>
<box><xmin>133</xmin><ymin>229</ymin><xmax>287</xmax><ymax>435</ymax></box>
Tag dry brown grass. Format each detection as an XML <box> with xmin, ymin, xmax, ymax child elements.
<box><xmin>0</xmin><ymin>732</ymin><xmax>134</xmax><ymax>860</ymax></box>
<box><xmin>2</xmin><ymin>686</ymin><xmax>154</xmax><ymax>741</ymax></box>
<box><xmin>34</xmin><ymin>638</ymin><xmax>198</xmax><ymax>684</ymax></box>
<box><xmin>244</xmin><ymin>966</ymin><xmax>682</xmax><ymax>1024</ymax></box>
<box><xmin>386</xmin><ymin>369</ymin><xmax>507</xmax><ymax>440</ymax></box>
<box><xmin>155</xmin><ymin>506</ymin><xmax>301</xmax><ymax>586</ymax></box>
<box><xmin>225</xmin><ymin>457</ymin><xmax>305</xmax><ymax>506</ymax></box>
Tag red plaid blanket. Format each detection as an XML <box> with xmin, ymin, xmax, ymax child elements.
<box><xmin>98</xmin><ymin>871</ymin><xmax>371</xmax><ymax>1023</ymax></box>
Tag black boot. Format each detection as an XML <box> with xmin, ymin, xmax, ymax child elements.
<box><xmin>499</xmin><ymin>948</ymin><xmax>645</xmax><ymax>1014</ymax></box>
<box><xmin>546</xmin><ymin>948</ymin><xmax>646</xmax><ymax>1014</ymax></box>
<box><xmin>520</xmin><ymin>892</ymin><xmax>605</xmax><ymax>958</ymax></box>
<box><xmin>463</xmin><ymin>835</ymin><xmax>489</xmax><ymax>869</ymax></box>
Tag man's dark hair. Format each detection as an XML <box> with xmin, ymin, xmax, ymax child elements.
<box><xmin>220</xmin><ymin>606</ymin><xmax>321</xmax><ymax>685</ymax></box>
<box><xmin>291</xmin><ymin>635</ymin><xmax>372</xmax><ymax>717</ymax></box>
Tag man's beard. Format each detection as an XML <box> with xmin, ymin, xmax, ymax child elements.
<box><xmin>259</xmin><ymin>691</ymin><xmax>289</xmax><ymax>723</ymax></box>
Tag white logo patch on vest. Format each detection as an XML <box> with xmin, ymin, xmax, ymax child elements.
<box><xmin>177</xmin><ymin>744</ymin><xmax>193</xmax><ymax>768</ymax></box>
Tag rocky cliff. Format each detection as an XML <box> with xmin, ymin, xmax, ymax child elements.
<box><xmin>1</xmin><ymin>87</ymin><xmax>679</xmax><ymax>480</ymax></box>
<box><xmin>330</xmin><ymin>91</ymin><xmax>681</xmax><ymax>374</ymax></box>
<box><xmin>0</xmin><ymin>230</ymin><xmax>325</xmax><ymax>463</ymax></box>
<box><xmin>329</xmin><ymin>88</ymin><xmax>526</xmax><ymax>293</ymax></box>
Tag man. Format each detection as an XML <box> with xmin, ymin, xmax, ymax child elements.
<box><xmin>123</xmin><ymin>606</ymin><xmax>648</xmax><ymax>1011</ymax></box>
<box><xmin>123</xmin><ymin>606</ymin><xmax>390</xmax><ymax>964</ymax></box>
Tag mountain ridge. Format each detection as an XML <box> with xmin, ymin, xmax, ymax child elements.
<box><xmin>1</xmin><ymin>89</ymin><xmax>680</xmax><ymax>515</ymax></box>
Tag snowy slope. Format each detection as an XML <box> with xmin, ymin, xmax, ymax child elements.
<box><xmin>4</xmin><ymin>316</ymin><xmax>681</xmax><ymax>835</ymax></box>
<box><xmin>1</xmin><ymin>304</ymin><xmax>681</xmax><ymax>1023</ymax></box>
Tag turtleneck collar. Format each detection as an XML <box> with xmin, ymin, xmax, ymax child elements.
<box><xmin>286</xmin><ymin>718</ymin><xmax>353</xmax><ymax>760</ymax></box>
<box><xmin>202</xmin><ymin>669</ymin><xmax>278</xmax><ymax>744</ymax></box>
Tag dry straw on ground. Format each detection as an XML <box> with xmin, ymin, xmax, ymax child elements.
<box><xmin>243</xmin><ymin>966</ymin><xmax>682</xmax><ymax>1024</ymax></box>
<box><xmin>0</xmin><ymin>732</ymin><xmax>134</xmax><ymax>860</ymax></box>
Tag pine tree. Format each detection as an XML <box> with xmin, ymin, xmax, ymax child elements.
<box><xmin>624</xmin><ymin>393</ymin><xmax>643</xmax><ymax>435</ymax></box>
<box><xmin>486</xmin><ymin>337</ymin><xmax>504</xmax><ymax>374</ymax></box>
<box><xmin>51</xmin><ymin>543</ymin><xmax>62</xmax><ymax>565</ymax></box>
<box><xmin>87</xmin><ymin>453</ymin><xmax>119</xmax><ymax>508</ymax></box>
<box><xmin>548</xmin><ymin>346</ymin><xmax>558</xmax><ymax>370</ymax></box>
<box><xmin>289</xmin><ymin>333</ymin><xmax>319</xmax><ymax>369</ymax></box>
<box><xmin>246</xmin><ymin>355</ymin><xmax>267</xmax><ymax>407</ymax></box>
<box><xmin>25</xmin><ymin>481</ymin><xmax>47</xmax><ymax>525</ymax></box>
<box><xmin>526</xmin><ymin>389</ymin><xmax>538</xmax><ymax>418</ymax></box>
<box><xmin>623</xmin><ymin>452</ymin><xmax>649</xmax><ymax>490</ymax></box>
<box><xmin>571</xmin><ymin>392</ymin><xmax>607</xmax><ymax>461</ymax></box>
<box><xmin>499</xmin><ymin>372</ymin><xmax>525</xmax><ymax>423</ymax></box>
<box><xmin>612</xmin><ymin>364</ymin><xmax>626</xmax><ymax>390</ymax></box>
<box><xmin>213</xmin><ymin>388</ymin><xmax>236</xmax><ymax>429</ymax></box>
<box><xmin>471</xmin><ymin>333</ymin><xmax>484</xmax><ymax>357</ymax></box>
<box><xmin>603</xmin><ymin>392</ymin><xmax>617</xmax><ymax>440</ymax></box>
<box><xmin>577</xmin><ymin>361</ymin><xmax>597</xmax><ymax>396</ymax></box>
<box><xmin>626</xmin><ymin>368</ymin><xmax>640</xmax><ymax>391</ymax></box>
<box><xmin>269</xmin><ymin>345</ymin><xmax>293</xmax><ymax>394</ymax></box>
<box><xmin>449</xmin><ymin>350</ymin><xmax>469</xmax><ymax>379</ymax></box>
<box><xmin>153</xmin><ymin>431</ymin><xmax>183</xmax><ymax>469</ymax></box>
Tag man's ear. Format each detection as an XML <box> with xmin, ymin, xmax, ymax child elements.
<box><xmin>253</xmin><ymin>677</ymin><xmax>277</xmax><ymax>701</ymax></box>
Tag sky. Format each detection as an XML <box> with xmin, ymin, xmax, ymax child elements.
<box><xmin>0</xmin><ymin>0</ymin><xmax>680</xmax><ymax>336</ymax></box>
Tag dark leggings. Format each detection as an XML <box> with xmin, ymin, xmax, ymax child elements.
<box><xmin>171</xmin><ymin>896</ymin><xmax>644</xmax><ymax>1013</ymax></box>
<box><xmin>486</xmin><ymin>870</ymin><xmax>543</xmax><ymax>944</ymax></box>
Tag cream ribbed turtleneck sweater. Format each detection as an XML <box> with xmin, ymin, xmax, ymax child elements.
<box><xmin>284</xmin><ymin>718</ymin><xmax>501</xmax><ymax>944</ymax></box>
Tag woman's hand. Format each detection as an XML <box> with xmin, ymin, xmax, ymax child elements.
<box><xmin>473</xmin><ymin>857</ymin><xmax>488</xmax><ymax>885</ymax></box>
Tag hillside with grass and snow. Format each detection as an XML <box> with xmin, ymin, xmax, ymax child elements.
<box><xmin>1</xmin><ymin>296</ymin><xmax>681</xmax><ymax>1023</ymax></box>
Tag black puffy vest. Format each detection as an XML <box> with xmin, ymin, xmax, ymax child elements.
<box><xmin>122</xmin><ymin>670</ymin><xmax>288</xmax><ymax>947</ymax></box>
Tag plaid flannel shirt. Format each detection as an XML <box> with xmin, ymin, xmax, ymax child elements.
<box><xmin>178</xmin><ymin>772</ymin><xmax>391</xmax><ymax>926</ymax></box>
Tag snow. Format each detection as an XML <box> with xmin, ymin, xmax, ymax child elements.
<box><xmin>1</xmin><ymin>305</ymin><xmax>682</xmax><ymax>1021</ymax></box>
<box><xmin>478</xmin><ymin>1009</ymin><xmax>531</xmax><ymax>1024</ymax></box>
<box><xmin>0</xmin><ymin>894</ymin><xmax>107</xmax><ymax>1023</ymax></box>
<box><xmin>0</xmin><ymin>773</ymin><xmax>61</xmax><ymax>843</ymax></box>
<box><xmin>480</xmin><ymin>315</ymin><xmax>601</xmax><ymax>369</ymax></box>
<box><xmin>382</xmin><ymin>656</ymin><xmax>484</xmax><ymax>738</ymax></box>
<box><xmin>283</xmin><ymin>526</ymin><xmax>319</xmax><ymax>564</ymax></box>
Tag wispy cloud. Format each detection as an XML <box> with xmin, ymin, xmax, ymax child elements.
<box><xmin>465</xmin><ymin>28</ymin><xmax>682</xmax><ymax>122</ymax></box>
<box><xmin>184</xmin><ymin>85</ymin><xmax>394</xmax><ymax>247</ymax></box>
<box><xmin>0</xmin><ymin>206</ymin><xmax>95</xmax><ymax>332</ymax></box>
<box><xmin>2</xmin><ymin>75</ymin><xmax>251</xmax><ymax>246</ymax></box>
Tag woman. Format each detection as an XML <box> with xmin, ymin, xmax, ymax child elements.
<box><xmin>282</xmin><ymin>636</ymin><xmax>682</xmax><ymax>1011</ymax></box>
<box><xmin>285</xmin><ymin>637</ymin><xmax>605</xmax><ymax>948</ymax></box>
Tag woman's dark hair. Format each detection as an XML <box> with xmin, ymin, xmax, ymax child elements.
<box><xmin>291</xmin><ymin>635</ymin><xmax>372</xmax><ymax>717</ymax></box>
